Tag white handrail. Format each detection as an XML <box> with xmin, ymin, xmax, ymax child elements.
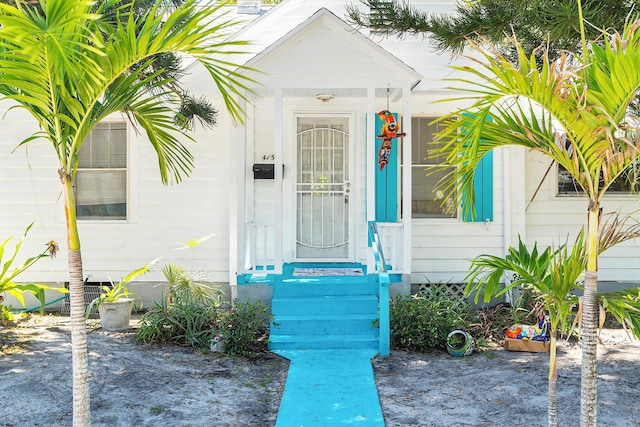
<box><xmin>374</xmin><ymin>222</ymin><xmax>403</xmax><ymax>273</ymax></box>
<box><xmin>244</xmin><ymin>222</ymin><xmax>273</xmax><ymax>274</ymax></box>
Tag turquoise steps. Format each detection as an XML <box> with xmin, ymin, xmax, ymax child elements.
<box><xmin>269</xmin><ymin>276</ymin><xmax>380</xmax><ymax>351</ymax></box>
<box><xmin>271</xmin><ymin>267</ymin><xmax>385</xmax><ymax>426</ymax></box>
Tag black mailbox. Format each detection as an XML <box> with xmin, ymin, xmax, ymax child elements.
<box><xmin>252</xmin><ymin>163</ymin><xmax>275</xmax><ymax>179</ymax></box>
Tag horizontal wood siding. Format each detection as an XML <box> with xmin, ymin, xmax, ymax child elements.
<box><xmin>409</xmin><ymin>128</ymin><xmax>506</xmax><ymax>284</ymax></box>
<box><xmin>525</xmin><ymin>150</ymin><xmax>640</xmax><ymax>281</ymax></box>
<box><xmin>1</xmin><ymin>91</ymin><xmax>234</xmax><ymax>286</ymax></box>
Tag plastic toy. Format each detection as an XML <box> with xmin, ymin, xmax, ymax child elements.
<box><xmin>505</xmin><ymin>312</ymin><xmax>550</xmax><ymax>342</ymax></box>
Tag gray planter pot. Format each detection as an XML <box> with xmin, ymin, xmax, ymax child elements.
<box><xmin>98</xmin><ymin>298</ymin><xmax>133</xmax><ymax>331</ymax></box>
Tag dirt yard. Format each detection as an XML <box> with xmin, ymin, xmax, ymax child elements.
<box><xmin>1</xmin><ymin>314</ymin><xmax>638</xmax><ymax>427</ymax></box>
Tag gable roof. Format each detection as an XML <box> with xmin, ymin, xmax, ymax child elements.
<box><xmin>241</xmin><ymin>7</ymin><xmax>422</xmax><ymax>90</ymax></box>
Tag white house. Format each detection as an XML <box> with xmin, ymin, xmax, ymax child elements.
<box><xmin>2</xmin><ymin>0</ymin><xmax>639</xmax><ymax>316</ymax></box>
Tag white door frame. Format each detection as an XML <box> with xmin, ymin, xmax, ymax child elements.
<box><xmin>285</xmin><ymin>112</ymin><xmax>356</xmax><ymax>263</ymax></box>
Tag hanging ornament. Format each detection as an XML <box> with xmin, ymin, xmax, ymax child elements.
<box><xmin>377</xmin><ymin>110</ymin><xmax>406</xmax><ymax>170</ymax></box>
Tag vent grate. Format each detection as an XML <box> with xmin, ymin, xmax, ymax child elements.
<box><xmin>59</xmin><ymin>282</ymin><xmax>106</xmax><ymax>317</ymax></box>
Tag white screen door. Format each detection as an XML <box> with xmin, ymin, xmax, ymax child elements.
<box><xmin>296</xmin><ymin>116</ymin><xmax>351</xmax><ymax>260</ymax></box>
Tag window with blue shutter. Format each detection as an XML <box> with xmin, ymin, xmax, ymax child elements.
<box><xmin>461</xmin><ymin>113</ymin><xmax>494</xmax><ymax>222</ymax></box>
<box><xmin>463</xmin><ymin>151</ymin><xmax>494</xmax><ymax>222</ymax></box>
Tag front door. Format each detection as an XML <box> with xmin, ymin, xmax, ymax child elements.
<box><xmin>295</xmin><ymin>115</ymin><xmax>352</xmax><ymax>261</ymax></box>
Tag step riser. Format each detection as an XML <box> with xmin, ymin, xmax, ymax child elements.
<box><xmin>274</xmin><ymin>284</ymin><xmax>377</xmax><ymax>297</ymax></box>
<box><xmin>270</xmin><ymin>340</ymin><xmax>379</xmax><ymax>350</ymax></box>
<box><xmin>272</xmin><ymin>297</ymin><xmax>378</xmax><ymax>315</ymax></box>
<box><xmin>269</xmin><ymin>334</ymin><xmax>379</xmax><ymax>351</ymax></box>
<box><xmin>274</xmin><ymin>318</ymin><xmax>376</xmax><ymax>335</ymax></box>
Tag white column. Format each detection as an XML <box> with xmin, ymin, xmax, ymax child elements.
<box><xmin>231</xmin><ymin>96</ymin><xmax>247</xmax><ymax>298</ymax></box>
<box><xmin>274</xmin><ymin>89</ymin><xmax>283</xmax><ymax>275</ymax></box>
<box><xmin>366</xmin><ymin>88</ymin><xmax>376</xmax><ymax>221</ymax></box>
<box><xmin>366</xmin><ymin>88</ymin><xmax>376</xmax><ymax>273</ymax></box>
<box><xmin>401</xmin><ymin>86</ymin><xmax>412</xmax><ymax>293</ymax></box>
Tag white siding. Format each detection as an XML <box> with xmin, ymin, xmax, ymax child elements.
<box><xmin>4</xmin><ymin>0</ymin><xmax>640</xmax><ymax>300</ymax></box>
<box><xmin>0</xmin><ymin>89</ymin><xmax>235</xmax><ymax>295</ymax></box>
<box><xmin>408</xmin><ymin>112</ymin><xmax>508</xmax><ymax>283</ymax></box>
<box><xmin>525</xmin><ymin>150</ymin><xmax>640</xmax><ymax>281</ymax></box>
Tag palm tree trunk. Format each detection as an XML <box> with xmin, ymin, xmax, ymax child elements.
<box><xmin>580</xmin><ymin>205</ymin><xmax>600</xmax><ymax>427</ymax></box>
<box><xmin>548</xmin><ymin>332</ymin><xmax>558</xmax><ymax>427</ymax></box>
<box><xmin>61</xmin><ymin>170</ymin><xmax>92</xmax><ymax>427</ymax></box>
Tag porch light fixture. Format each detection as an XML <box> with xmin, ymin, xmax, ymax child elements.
<box><xmin>315</xmin><ymin>93</ymin><xmax>335</xmax><ymax>102</ymax></box>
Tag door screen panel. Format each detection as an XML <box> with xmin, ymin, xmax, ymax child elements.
<box><xmin>296</xmin><ymin>117</ymin><xmax>349</xmax><ymax>259</ymax></box>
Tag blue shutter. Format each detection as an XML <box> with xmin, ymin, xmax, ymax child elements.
<box><xmin>374</xmin><ymin>113</ymin><xmax>398</xmax><ymax>222</ymax></box>
<box><xmin>463</xmin><ymin>151</ymin><xmax>494</xmax><ymax>222</ymax></box>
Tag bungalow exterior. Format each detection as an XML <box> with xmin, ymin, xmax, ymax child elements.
<box><xmin>2</xmin><ymin>0</ymin><xmax>639</xmax><ymax>320</ymax></box>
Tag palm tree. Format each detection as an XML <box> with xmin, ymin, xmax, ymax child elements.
<box><xmin>433</xmin><ymin>18</ymin><xmax>640</xmax><ymax>427</ymax></box>
<box><xmin>466</xmin><ymin>215</ymin><xmax>640</xmax><ymax>427</ymax></box>
<box><xmin>466</xmin><ymin>234</ymin><xmax>585</xmax><ymax>427</ymax></box>
<box><xmin>0</xmin><ymin>1</ymin><xmax>250</xmax><ymax>425</ymax></box>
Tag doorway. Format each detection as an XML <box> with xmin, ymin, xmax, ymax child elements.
<box><xmin>295</xmin><ymin>115</ymin><xmax>352</xmax><ymax>261</ymax></box>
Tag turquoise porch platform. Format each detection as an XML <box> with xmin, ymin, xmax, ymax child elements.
<box><xmin>236</xmin><ymin>262</ymin><xmax>401</xmax><ymax>285</ymax></box>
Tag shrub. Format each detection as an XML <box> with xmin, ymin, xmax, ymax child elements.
<box><xmin>136</xmin><ymin>287</ymin><xmax>221</xmax><ymax>350</ymax></box>
<box><xmin>137</xmin><ymin>288</ymin><xmax>273</xmax><ymax>356</ymax></box>
<box><xmin>216</xmin><ymin>300</ymin><xmax>273</xmax><ymax>356</ymax></box>
<box><xmin>389</xmin><ymin>286</ymin><xmax>471</xmax><ymax>351</ymax></box>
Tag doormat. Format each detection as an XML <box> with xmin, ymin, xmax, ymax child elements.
<box><xmin>293</xmin><ymin>267</ymin><xmax>364</xmax><ymax>277</ymax></box>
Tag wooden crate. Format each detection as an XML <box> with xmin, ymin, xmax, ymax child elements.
<box><xmin>504</xmin><ymin>338</ymin><xmax>550</xmax><ymax>353</ymax></box>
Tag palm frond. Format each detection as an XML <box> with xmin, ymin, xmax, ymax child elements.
<box><xmin>599</xmin><ymin>288</ymin><xmax>640</xmax><ymax>340</ymax></box>
<box><xmin>599</xmin><ymin>210</ymin><xmax>640</xmax><ymax>253</ymax></box>
<box><xmin>0</xmin><ymin>0</ymin><xmax>254</xmax><ymax>184</ymax></box>
<box><xmin>433</xmin><ymin>22</ymin><xmax>640</xmax><ymax>214</ymax></box>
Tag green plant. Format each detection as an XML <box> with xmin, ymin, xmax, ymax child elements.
<box><xmin>388</xmin><ymin>286</ymin><xmax>471</xmax><ymax>352</ymax></box>
<box><xmin>465</xmin><ymin>222</ymin><xmax>640</xmax><ymax>427</ymax></box>
<box><xmin>137</xmin><ymin>278</ymin><xmax>222</xmax><ymax>350</ymax></box>
<box><xmin>447</xmin><ymin>333</ymin><xmax>464</xmax><ymax>347</ymax></box>
<box><xmin>466</xmin><ymin>233</ymin><xmax>585</xmax><ymax>423</ymax></box>
<box><xmin>422</xmin><ymin>14</ymin><xmax>640</xmax><ymax>424</ymax></box>
<box><xmin>1</xmin><ymin>223</ymin><xmax>66</xmax><ymax>324</ymax></box>
<box><xmin>149</xmin><ymin>406</ymin><xmax>163</xmax><ymax>415</ymax></box>
<box><xmin>0</xmin><ymin>0</ymin><xmax>251</xmax><ymax>422</ymax></box>
<box><xmin>215</xmin><ymin>300</ymin><xmax>273</xmax><ymax>356</ymax></box>
<box><xmin>85</xmin><ymin>258</ymin><xmax>159</xmax><ymax>317</ymax></box>
<box><xmin>162</xmin><ymin>263</ymin><xmax>216</xmax><ymax>306</ymax></box>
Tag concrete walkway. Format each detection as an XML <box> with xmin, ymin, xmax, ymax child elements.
<box><xmin>274</xmin><ymin>349</ymin><xmax>385</xmax><ymax>426</ymax></box>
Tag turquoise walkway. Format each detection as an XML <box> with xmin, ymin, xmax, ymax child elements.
<box><xmin>274</xmin><ymin>349</ymin><xmax>384</xmax><ymax>426</ymax></box>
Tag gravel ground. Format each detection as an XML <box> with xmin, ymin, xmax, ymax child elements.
<box><xmin>1</xmin><ymin>314</ymin><xmax>638</xmax><ymax>427</ymax></box>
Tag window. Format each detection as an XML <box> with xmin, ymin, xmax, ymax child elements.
<box><xmin>557</xmin><ymin>164</ymin><xmax>635</xmax><ymax>195</ymax></box>
<box><xmin>75</xmin><ymin>122</ymin><xmax>127</xmax><ymax>220</ymax></box>
<box><xmin>405</xmin><ymin>117</ymin><xmax>457</xmax><ymax>218</ymax></box>
<box><xmin>556</xmin><ymin>129</ymin><xmax>637</xmax><ymax>196</ymax></box>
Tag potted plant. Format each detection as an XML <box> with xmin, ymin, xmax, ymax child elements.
<box><xmin>86</xmin><ymin>258</ymin><xmax>160</xmax><ymax>331</ymax></box>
